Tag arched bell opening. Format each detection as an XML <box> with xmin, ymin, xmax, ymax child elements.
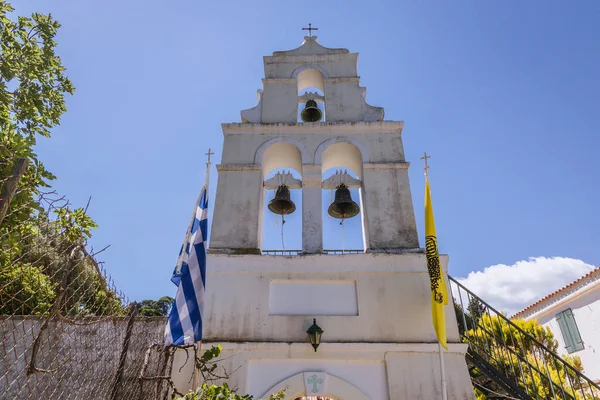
<box><xmin>262</xmin><ymin>168</ymin><xmax>303</xmax><ymax>252</ymax></box>
<box><xmin>260</xmin><ymin>141</ymin><xmax>304</xmax><ymax>254</ymax></box>
<box><xmin>321</xmin><ymin>167</ymin><xmax>364</xmax><ymax>254</ymax></box>
<box><xmin>297</xmin><ymin>68</ymin><xmax>326</xmax><ymax>123</ymax></box>
<box><xmin>320</xmin><ymin>140</ymin><xmax>366</xmax><ymax>253</ymax></box>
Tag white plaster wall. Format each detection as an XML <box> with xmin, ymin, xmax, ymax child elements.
<box><xmin>324</xmin><ymin>80</ymin><xmax>364</xmax><ymax>122</ymax></box>
<box><xmin>269</xmin><ymin>279</ymin><xmax>358</xmax><ymax>316</ymax></box>
<box><xmin>263</xmin><ymin>53</ymin><xmax>358</xmax><ymax>80</ymax></box>
<box><xmin>196</xmin><ymin>342</ymin><xmax>473</xmax><ymax>400</ymax></box>
<box><xmin>261</xmin><ymin>141</ymin><xmax>303</xmax><ymax>175</ymax></box>
<box><xmin>261</xmin><ymin>80</ymin><xmax>298</xmax><ymax>123</ymax></box>
<box><xmin>210</xmin><ymin>167</ymin><xmax>264</xmax><ymax>251</ymax></box>
<box><xmin>248</xmin><ymin>359</ymin><xmax>387</xmax><ymax>399</ymax></box>
<box><xmin>362</xmin><ymin>166</ymin><xmax>419</xmax><ymax>249</ymax></box>
<box><xmin>385</xmin><ymin>350</ymin><xmax>475</xmax><ymax>400</ymax></box>
<box><xmin>202</xmin><ymin>253</ymin><xmax>460</xmax><ymax>343</ymax></box>
<box><xmin>533</xmin><ymin>286</ymin><xmax>600</xmax><ymax>382</ymax></box>
<box><xmin>220</xmin><ymin>122</ymin><xmax>406</xmax><ymax>166</ymax></box>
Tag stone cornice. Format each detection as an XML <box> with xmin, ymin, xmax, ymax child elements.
<box><xmin>264</xmin><ymin>52</ymin><xmax>358</xmax><ymax>64</ymax></box>
<box><xmin>221</xmin><ymin>120</ymin><xmax>404</xmax><ymax>136</ymax></box>
<box><xmin>216</xmin><ymin>162</ymin><xmax>410</xmax><ymax>172</ymax></box>
<box><xmin>324</xmin><ymin>77</ymin><xmax>360</xmax><ymax>83</ymax></box>
<box><xmin>216</xmin><ymin>164</ymin><xmax>262</xmax><ymax>172</ymax></box>
<box><xmin>364</xmin><ymin>162</ymin><xmax>410</xmax><ymax>170</ymax></box>
<box><xmin>205</xmin><ymin>252</ymin><xmax>449</xmax><ymax>273</ymax></box>
<box><xmin>262</xmin><ymin>77</ymin><xmax>361</xmax><ymax>84</ymax></box>
<box><xmin>203</xmin><ymin>341</ymin><xmax>469</xmax><ymax>356</ymax></box>
<box><xmin>261</xmin><ymin>78</ymin><xmax>296</xmax><ymax>84</ymax></box>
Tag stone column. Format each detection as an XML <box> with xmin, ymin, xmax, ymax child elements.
<box><xmin>301</xmin><ymin>165</ymin><xmax>323</xmax><ymax>254</ymax></box>
<box><xmin>362</xmin><ymin>162</ymin><xmax>419</xmax><ymax>250</ymax></box>
<box><xmin>209</xmin><ymin>164</ymin><xmax>263</xmax><ymax>254</ymax></box>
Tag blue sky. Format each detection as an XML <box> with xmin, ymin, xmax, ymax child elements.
<box><xmin>12</xmin><ymin>0</ymin><xmax>600</xmax><ymax>309</ymax></box>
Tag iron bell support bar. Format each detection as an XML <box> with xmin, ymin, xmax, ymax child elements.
<box><xmin>321</xmin><ymin>170</ymin><xmax>361</xmax><ymax>190</ymax></box>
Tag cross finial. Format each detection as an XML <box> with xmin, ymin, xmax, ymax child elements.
<box><xmin>302</xmin><ymin>23</ymin><xmax>318</xmax><ymax>37</ymax></box>
<box><xmin>421</xmin><ymin>152</ymin><xmax>431</xmax><ymax>176</ymax></box>
<box><xmin>205</xmin><ymin>148</ymin><xmax>214</xmax><ymax>165</ymax></box>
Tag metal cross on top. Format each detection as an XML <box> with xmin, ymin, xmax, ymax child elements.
<box><xmin>205</xmin><ymin>148</ymin><xmax>214</xmax><ymax>165</ymax></box>
<box><xmin>421</xmin><ymin>151</ymin><xmax>431</xmax><ymax>176</ymax></box>
<box><xmin>302</xmin><ymin>23</ymin><xmax>318</xmax><ymax>37</ymax></box>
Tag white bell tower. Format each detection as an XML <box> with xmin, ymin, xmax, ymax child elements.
<box><xmin>203</xmin><ymin>33</ymin><xmax>475</xmax><ymax>400</ymax></box>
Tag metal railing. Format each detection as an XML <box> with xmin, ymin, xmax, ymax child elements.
<box><xmin>261</xmin><ymin>249</ymin><xmax>364</xmax><ymax>256</ymax></box>
<box><xmin>262</xmin><ymin>249</ymin><xmax>302</xmax><ymax>256</ymax></box>
<box><xmin>449</xmin><ymin>275</ymin><xmax>600</xmax><ymax>400</ymax></box>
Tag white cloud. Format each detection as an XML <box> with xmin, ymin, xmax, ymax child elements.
<box><xmin>454</xmin><ymin>257</ymin><xmax>595</xmax><ymax>316</ymax></box>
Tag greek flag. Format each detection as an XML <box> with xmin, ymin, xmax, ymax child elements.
<box><xmin>164</xmin><ymin>185</ymin><xmax>208</xmax><ymax>346</ymax></box>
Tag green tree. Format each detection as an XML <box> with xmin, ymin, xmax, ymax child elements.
<box><xmin>465</xmin><ymin>313</ymin><xmax>596</xmax><ymax>399</ymax></box>
<box><xmin>0</xmin><ymin>0</ymin><xmax>74</xmax><ymax>240</ymax></box>
<box><xmin>0</xmin><ymin>1</ymin><xmax>123</xmax><ymax>318</ymax></box>
<box><xmin>137</xmin><ymin>296</ymin><xmax>174</xmax><ymax>316</ymax></box>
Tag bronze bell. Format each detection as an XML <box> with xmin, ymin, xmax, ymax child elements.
<box><xmin>268</xmin><ymin>185</ymin><xmax>296</xmax><ymax>215</ymax></box>
<box><xmin>300</xmin><ymin>99</ymin><xmax>323</xmax><ymax>122</ymax></box>
<box><xmin>328</xmin><ymin>184</ymin><xmax>360</xmax><ymax>220</ymax></box>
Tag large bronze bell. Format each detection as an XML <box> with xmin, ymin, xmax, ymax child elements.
<box><xmin>300</xmin><ymin>99</ymin><xmax>323</xmax><ymax>122</ymax></box>
<box><xmin>268</xmin><ymin>185</ymin><xmax>296</xmax><ymax>215</ymax></box>
<box><xmin>328</xmin><ymin>184</ymin><xmax>360</xmax><ymax>220</ymax></box>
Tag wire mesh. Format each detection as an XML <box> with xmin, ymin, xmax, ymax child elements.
<box><xmin>0</xmin><ymin>157</ymin><xmax>175</xmax><ymax>399</ymax></box>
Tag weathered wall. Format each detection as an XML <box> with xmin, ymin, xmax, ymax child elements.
<box><xmin>211</xmin><ymin>122</ymin><xmax>419</xmax><ymax>252</ymax></box>
<box><xmin>202</xmin><ymin>253</ymin><xmax>460</xmax><ymax>343</ymax></box>
<box><xmin>0</xmin><ymin>316</ymin><xmax>172</xmax><ymax>399</ymax></box>
<box><xmin>534</xmin><ymin>287</ymin><xmax>600</xmax><ymax>382</ymax></box>
<box><xmin>199</xmin><ymin>342</ymin><xmax>474</xmax><ymax>400</ymax></box>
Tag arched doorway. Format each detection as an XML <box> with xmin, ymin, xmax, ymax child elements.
<box><xmin>261</xmin><ymin>372</ymin><xmax>369</xmax><ymax>400</ymax></box>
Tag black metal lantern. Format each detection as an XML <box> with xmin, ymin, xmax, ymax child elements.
<box><xmin>306</xmin><ymin>319</ymin><xmax>323</xmax><ymax>352</ymax></box>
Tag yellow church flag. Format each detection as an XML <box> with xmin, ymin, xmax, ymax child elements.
<box><xmin>425</xmin><ymin>176</ymin><xmax>448</xmax><ymax>350</ymax></box>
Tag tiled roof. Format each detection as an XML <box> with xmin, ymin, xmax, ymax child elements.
<box><xmin>511</xmin><ymin>266</ymin><xmax>600</xmax><ymax>319</ymax></box>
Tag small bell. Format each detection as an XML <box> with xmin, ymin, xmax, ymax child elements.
<box><xmin>300</xmin><ymin>99</ymin><xmax>323</xmax><ymax>122</ymax></box>
<box><xmin>268</xmin><ymin>185</ymin><xmax>296</xmax><ymax>215</ymax></box>
<box><xmin>328</xmin><ymin>184</ymin><xmax>360</xmax><ymax>220</ymax></box>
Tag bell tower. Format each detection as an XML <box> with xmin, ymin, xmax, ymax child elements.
<box><xmin>204</xmin><ymin>33</ymin><xmax>475</xmax><ymax>400</ymax></box>
<box><xmin>210</xmin><ymin>34</ymin><xmax>419</xmax><ymax>255</ymax></box>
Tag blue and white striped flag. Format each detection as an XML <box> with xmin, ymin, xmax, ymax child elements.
<box><xmin>164</xmin><ymin>185</ymin><xmax>208</xmax><ymax>346</ymax></box>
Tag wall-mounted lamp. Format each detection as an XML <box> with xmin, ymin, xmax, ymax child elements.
<box><xmin>306</xmin><ymin>318</ymin><xmax>324</xmax><ymax>352</ymax></box>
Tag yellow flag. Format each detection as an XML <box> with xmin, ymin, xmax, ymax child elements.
<box><xmin>425</xmin><ymin>177</ymin><xmax>448</xmax><ymax>349</ymax></box>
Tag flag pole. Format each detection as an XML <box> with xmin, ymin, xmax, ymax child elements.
<box><xmin>176</xmin><ymin>150</ymin><xmax>214</xmax><ymax>273</ymax></box>
<box><xmin>439</xmin><ymin>342</ymin><xmax>448</xmax><ymax>400</ymax></box>
<box><xmin>421</xmin><ymin>152</ymin><xmax>448</xmax><ymax>400</ymax></box>
<box><xmin>192</xmin><ymin>148</ymin><xmax>213</xmax><ymax>390</ymax></box>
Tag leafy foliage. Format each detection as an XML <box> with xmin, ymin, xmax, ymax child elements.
<box><xmin>0</xmin><ymin>0</ymin><xmax>74</xmax><ymax>241</ymax></box>
<box><xmin>173</xmin><ymin>345</ymin><xmax>286</xmax><ymax>400</ymax></box>
<box><xmin>177</xmin><ymin>383</ymin><xmax>285</xmax><ymax>400</ymax></box>
<box><xmin>137</xmin><ymin>296</ymin><xmax>174</xmax><ymax>316</ymax></box>
<box><xmin>0</xmin><ymin>262</ymin><xmax>55</xmax><ymax>314</ymax></box>
<box><xmin>456</xmin><ymin>301</ymin><xmax>596</xmax><ymax>400</ymax></box>
<box><xmin>0</xmin><ymin>1</ymin><xmax>122</xmax><ymax>318</ymax></box>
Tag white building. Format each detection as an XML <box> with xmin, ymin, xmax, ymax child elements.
<box><xmin>512</xmin><ymin>266</ymin><xmax>600</xmax><ymax>384</ymax></box>
<box><xmin>190</xmin><ymin>33</ymin><xmax>475</xmax><ymax>399</ymax></box>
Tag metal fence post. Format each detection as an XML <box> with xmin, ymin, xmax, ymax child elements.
<box><xmin>110</xmin><ymin>303</ymin><xmax>138</xmax><ymax>400</ymax></box>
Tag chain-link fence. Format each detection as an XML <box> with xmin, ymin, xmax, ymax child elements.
<box><xmin>0</xmin><ymin>157</ymin><xmax>180</xmax><ymax>399</ymax></box>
